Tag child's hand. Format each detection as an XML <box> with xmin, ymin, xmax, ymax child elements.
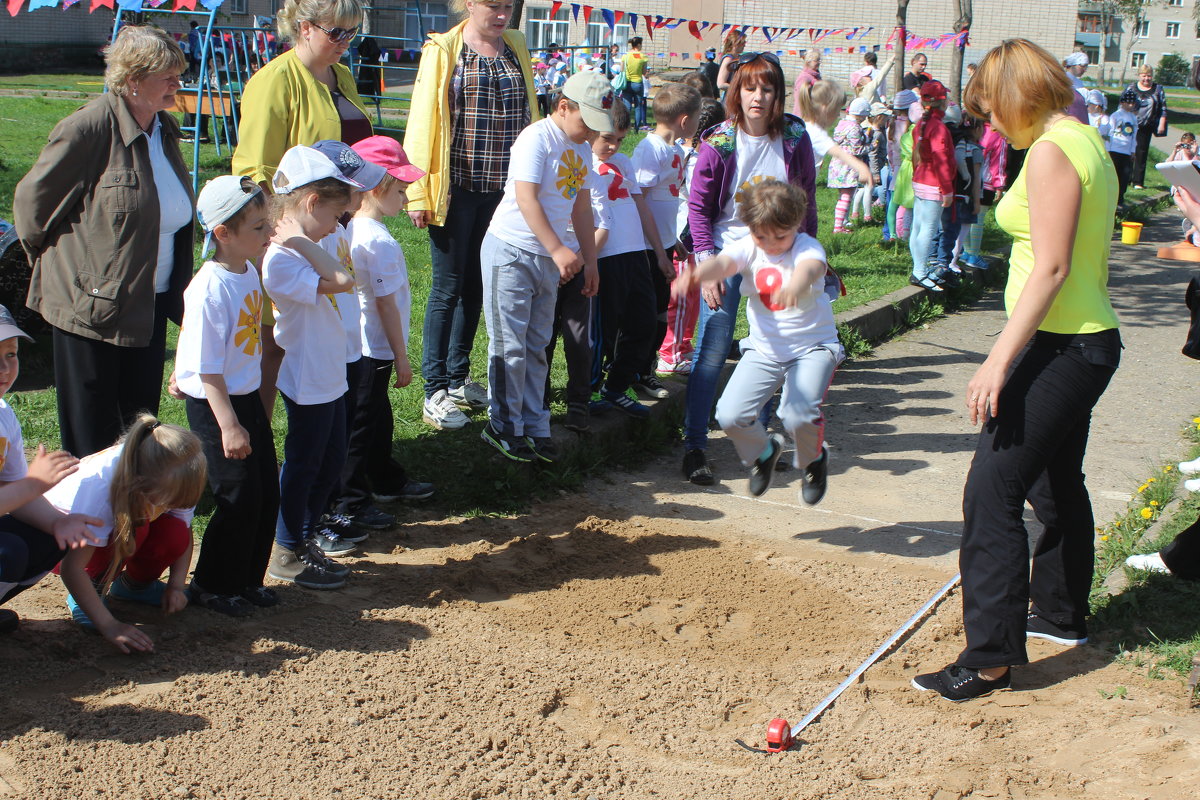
<box><xmin>271</xmin><ymin>216</ymin><xmax>305</xmax><ymax>245</ymax></box>
<box><xmin>99</xmin><ymin>620</ymin><xmax>154</xmax><ymax>654</ymax></box>
<box><xmin>162</xmin><ymin>587</ymin><xmax>188</xmax><ymax>615</ymax></box>
<box><xmin>166</xmin><ymin>371</ymin><xmax>186</xmax><ymax>400</ymax></box>
<box><xmin>671</xmin><ymin>268</ymin><xmax>697</xmax><ymax>302</ymax></box>
<box><xmin>655</xmin><ymin>249</ymin><xmax>674</xmax><ymax>280</ymax></box>
<box><xmin>551</xmin><ymin>245</ymin><xmax>583</xmax><ymax>284</ymax></box>
<box><xmin>220</xmin><ymin>423</ymin><xmax>252</xmax><ymax>460</ymax></box>
<box><xmin>581</xmin><ymin>262</ymin><xmax>599</xmax><ymax>297</ymax></box>
<box><xmin>393</xmin><ymin>355</ymin><xmax>413</xmax><ymax>388</ymax></box>
<box><xmin>26</xmin><ymin>445</ymin><xmax>79</xmax><ymax>491</ymax></box>
<box><xmin>50</xmin><ymin>513</ymin><xmax>104</xmax><ymax>550</ymax></box>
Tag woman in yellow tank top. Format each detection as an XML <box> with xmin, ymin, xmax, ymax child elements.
<box><xmin>913</xmin><ymin>39</ymin><xmax>1122</xmax><ymax>702</ymax></box>
<box><xmin>620</xmin><ymin>36</ymin><xmax>649</xmax><ymax>129</ymax></box>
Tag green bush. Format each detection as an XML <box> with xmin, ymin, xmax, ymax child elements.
<box><xmin>1157</xmin><ymin>53</ymin><xmax>1189</xmax><ymax>87</ymax></box>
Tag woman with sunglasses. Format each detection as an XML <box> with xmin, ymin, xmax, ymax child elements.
<box><xmin>682</xmin><ymin>52</ymin><xmax>821</xmax><ymax>485</ymax></box>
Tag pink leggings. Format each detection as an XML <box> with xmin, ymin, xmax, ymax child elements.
<box><xmin>659</xmin><ymin>255</ymin><xmax>701</xmax><ymax>365</ymax></box>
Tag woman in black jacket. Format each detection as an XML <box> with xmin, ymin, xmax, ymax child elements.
<box><xmin>1125</xmin><ymin>63</ymin><xmax>1168</xmax><ymax>188</ymax></box>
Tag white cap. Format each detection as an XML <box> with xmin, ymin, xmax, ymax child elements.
<box><xmin>273</xmin><ymin>145</ymin><xmax>365</xmax><ymax>195</ymax></box>
<box><xmin>848</xmin><ymin>97</ymin><xmax>872</xmax><ymax>117</ymax></box>
<box><xmin>1086</xmin><ymin>89</ymin><xmax>1106</xmax><ymax>107</ymax></box>
<box><xmin>1065</xmin><ymin>52</ymin><xmax>1089</xmax><ymax>67</ymax></box>
<box><xmin>196</xmin><ymin>175</ymin><xmax>262</xmax><ymax>232</ymax></box>
<box><xmin>943</xmin><ymin>104</ymin><xmax>963</xmax><ymax>125</ymax></box>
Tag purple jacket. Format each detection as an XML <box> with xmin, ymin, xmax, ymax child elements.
<box><xmin>686</xmin><ymin>114</ymin><xmax>818</xmax><ymax>256</ymax></box>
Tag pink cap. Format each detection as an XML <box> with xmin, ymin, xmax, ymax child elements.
<box><xmin>350</xmin><ymin>135</ymin><xmax>425</xmax><ymax>184</ymax></box>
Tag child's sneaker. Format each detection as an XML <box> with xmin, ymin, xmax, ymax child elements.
<box><xmin>749</xmin><ymin>434</ymin><xmax>785</xmax><ymax>497</ymax></box>
<box><xmin>189</xmin><ymin>583</ymin><xmax>254</xmax><ymax>617</ymax></box>
<box><xmin>588</xmin><ymin>391</ymin><xmax>614</xmax><ymax>415</ymax></box>
<box><xmin>109</xmin><ymin>574</ymin><xmax>166</xmax><ymax>606</ymax></box>
<box><xmin>481</xmin><ymin>422</ymin><xmax>533</xmax><ymax>462</ymax></box>
<box><xmin>601</xmin><ymin>387</ymin><xmax>650</xmax><ymax>419</ymax></box>
<box><xmin>321</xmin><ymin>513</ymin><xmax>369</xmax><ymax>544</ymax></box>
<box><xmin>65</xmin><ymin>593</ymin><xmax>102</xmax><ymax>629</ymax></box>
<box><xmin>311</xmin><ymin>526</ymin><xmax>358</xmax><ymax>558</ymax></box>
<box><xmin>525</xmin><ymin>436</ymin><xmax>558</xmax><ymax>463</ymax></box>
<box><xmin>564</xmin><ymin>402</ymin><xmax>590</xmax><ymax>433</ymax></box>
<box><xmin>423</xmin><ymin>389</ymin><xmax>470</xmax><ymax>430</ymax></box>
<box><xmin>447</xmin><ymin>380</ymin><xmax>488</xmax><ymax>409</ymax></box>
<box><xmin>239</xmin><ymin>586</ymin><xmax>280</xmax><ymax>607</ymax></box>
<box><xmin>800</xmin><ymin>446</ymin><xmax>829</xmax><ymax>505</ymax></box>
<box><xmin>633</xmin><ymin>374</ymin><xmax>670</xmax><ymax>399</ymax></box>
<box><xmin>345</xmin><ymin>504</ymin><xmax>395</xmax><ymax>531</ymax></box>
<box><xmin>656</xmin><ymin>357</ymin><xmax>692</xmax><ymax>376</ymax></box>
<box><xmin>268</xmin><ymin>543</ymin><xmax>347</xmax><ymax>590</ymax></box>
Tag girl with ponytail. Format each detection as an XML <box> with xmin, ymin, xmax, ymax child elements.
<box><xmin>53</xmin><ymin>414</ymin><xmax>206</xmax><ymax>653</ymax></box>
<box><xmin>907</xmin><ymin>80</ymin><xmax>956</xmax><ymax>291</ymax></box>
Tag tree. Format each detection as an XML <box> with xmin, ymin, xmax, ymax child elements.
<box><xmin>948</xmin><ymin>0</ymin><xmax>972</xmax><ymax>103</ymax></box>
<box><xmin>896</xmin><ymin>0</ymin><xmax>910</xmax><ymax>96</ymax></box>
<box><xmin>1157</xmin><ymin>52</ymin><xmax>1189</xmax><ymax>85</ymax></box>
<box><xmin>510</xmin><ymin>0</ymin><xmax>524</xmax><ymax>29</ymax></box>
<box><xmin>1117</xmin><ymin>0</ymin><xmax>1159</xmax><ymax>86</ymax></box>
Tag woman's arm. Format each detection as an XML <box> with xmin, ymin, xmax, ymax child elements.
<box><xmin>1157</xmin><ymin>85</ymin><xmax>1168</xmax><ymax>135</ymax></box>
<box><xmin>966</xmin><ymin>139</ymin><xmax>1080</xmax><ymax>424</ymax></box>
<box><xmin>686</xmin><ymin>143</ymin><xmax>724</xmax><ymax>256</ymax></box>
<box><xmin>14</xmin><ymin>115</ymin><xmax>99</xmax><ymax>258</ymax></box>
<box><xmin>716</xmin><ymin>56</ymin><xmax>734</xmax><ymax>93</ymax></box>
<box><xmin>231</xmin><ymin>68</ymin><xmax>295</xmax><ymax>186</ymax></box>
<box><xmin>402</xmin><ymin>36</ymin><xmax>449</xmax><ymax>223</ymax></box>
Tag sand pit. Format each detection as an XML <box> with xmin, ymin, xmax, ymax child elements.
<box><xmin>1</xmin><ymin>492</ymin><xmax>1197</xmax><ymax>800</ymax></box>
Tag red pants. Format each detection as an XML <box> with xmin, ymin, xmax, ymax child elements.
<box><xmin>54</xmin><ymin>515</ymin><xmax>191</xmax><ymax>585</ymax></box>
<box><xmin>658</xmin><ymin>255</ymin><xmax>700</xmax><ymax>366</ymax></box>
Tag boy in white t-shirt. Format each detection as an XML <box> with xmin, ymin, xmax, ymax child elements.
<box><xmin>177</xmin><ymin>176</ymin><xmax>280</xmax><ymax>616</ymax></box>
<box><xmin>1108</xmin><ymin>89</ymin><xmax>1139</xmax><ymax>207</ymax></box>
<box><xmin>480</xmin><ymin>70</ymin><xmax>613</xmax><ymax>462</ymax></box>
<box><xmin>630</xmin><ymin>82</ymin><xmax>702</xmax><ymax>399</ymax></box>
<box><xmin>677</xmin><ymin>180</ymin><xmax>843</xmax><ymax>505</ymax></box>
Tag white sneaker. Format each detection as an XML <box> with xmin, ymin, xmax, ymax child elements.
<box><xmin>1125</xmin><ymin>552</ymin><xmax>1170</xmax><ymax>574</ymax></box>
<box><xmin>447</xmin><ymin>380</ymin><xmax>488</xmax><ymax>409</ymax></box>
<box><xmin>423</xmin><ymin>389</ymin><xmax>470</xmax><ymax>430</ymax></box>
<box><xmin>656</xmin><ymin>357</ymin><xmax>692</xmax><ymax>376</ymax></box>
<box><xmin>1186</xmin><ymin>478</ymin><xmax>1200</xmax><ymax>493</ymax></box>
<box><xmin>1179</xmin><ymin>457</ymin><xmax>1200</xmax><ymax>475</ymax></box>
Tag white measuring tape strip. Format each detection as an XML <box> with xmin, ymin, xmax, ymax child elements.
<box><xmin>789</xmin><ymin>572</ymin><xmax>962</xmax><ymax>740</ymax></box>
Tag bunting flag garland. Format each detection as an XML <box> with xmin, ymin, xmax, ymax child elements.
<box><xmin>551</xmin><ymin>0</ymin><xmax>562</xmax><ymax>17</ymax></box>
<box><xmin>601</xmin><ymin>7</ymin><xmax>615</xmax><ymax>32</ymax></box>
<box><xmin>174</xmin><ymin>0</ymin><xmax>197</xmax><ymax>9</ymax></box>
<box><xmin>6</xmin><ymin>0</ymin><xmax>22</xmax><ymax>17</ymax></box>
<box><xmin>62</xmin><ymin>0</ymin><xmax>82</xmax><ymax>7</ymax></box>
<box><xmin>627</xmin><ymin>12</ymin><xmax>637</xmax><ymax>31</ymax></box>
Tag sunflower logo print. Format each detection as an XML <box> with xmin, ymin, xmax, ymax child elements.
<box><xmin>234</xmin><ymin>290</ymin><xmax>263</xmax><ymax>356</ymax></box>
<box><xmin>556</xmin><ymin>149</ymin><xmax>588</xmax><ymax>200</ymax></box>
<box><xmin>336</xmin><ymin>237</ymin><xmax>355</xmax><ymax>278</ymax></box>
<box><xmin>734</xmin><ymin>175</ymin><xmax>768</xmax><ymax>204</ymax></box>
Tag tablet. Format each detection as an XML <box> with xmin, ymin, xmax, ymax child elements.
<box><xmin>1155</xmin><ymin>159</ymin><xmax>1200</xmax><ymax>198</ymax></box>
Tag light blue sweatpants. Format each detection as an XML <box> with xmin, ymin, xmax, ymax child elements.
<box><xmin>715</xmin><ymin>343</ymin><xmax>843</xmax><ymax>469</ymax></box>
<box><xmin>481</xmin><ymin>233</ymin><xmax>560</xmax><ymax>439</ymax></box>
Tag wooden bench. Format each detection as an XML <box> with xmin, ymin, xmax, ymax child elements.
<box><xmin>172</xmin><ymin>88</ymin><xmax>237</xmax><ymax>117</ymax></box>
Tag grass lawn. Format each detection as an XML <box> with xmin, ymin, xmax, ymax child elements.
<box><xmin>0</xmin><ymin>71</ymin><xmax>106</xmax><ymax>94</ymax></box>
<box><xmin>0</xmin><ymin>93</ymin><xmax>1009</xmax><ymax>518</ymax></box>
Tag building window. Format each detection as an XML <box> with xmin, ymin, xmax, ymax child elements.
<box><xmin>525</xmin><ymin>7</ymin><xmax>571</xmax><ymax>51</ymax></box>
<box><xmin>1131</xmin><ymin>51</ymin><xmax>1146</xmax><ymax>67</ymax></box>
<box><xmin>586</xmin><ymin>21</ymin><xmax>632</xmax><ymax>49</ymax></box>
<box><xmin>1138</xmin><ymin>20</ymin><xmax>1150</xmax><ymax>37</ymax></box>
<box><xmin>1167</xmin><ymin>21</ymin><xmax>1181</xmax><ymax>38</ymax></box>
<box><xmin>1168</xmin><ymin>0</ymin><xmax>1183</xmax><ymax>6</ymax></box>
<box><xmin>403</xmin><ymin>2</ymin><xmax>449</xmax><ymax>42</ymax></box>
<box><xmin>229</xmin><ymin>0</ymin><xmax>247</xmax><ymax>12</ymax></box>
<box><xmin>1083</xmin><ymin>46</ymin><xmax>1099</xmax><ymax>65</ymax></box>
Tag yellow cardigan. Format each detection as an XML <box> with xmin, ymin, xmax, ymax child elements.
<box><xmin>232</xmin><ymin>49</ymin><xmax>372</xmax><ymax>186</ymax></box>
<box><xmin>403</xmin><ymin>23</ymin><xmax>540</xmax><ymax>226</ymax></box>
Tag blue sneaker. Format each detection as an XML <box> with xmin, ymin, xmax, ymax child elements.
<box><xmin>108</xmin><ymin>574</ymin><xmax>166</xmax><ymax>606</ymax></box>
<box><xmin>960</xmin><ymin>253</ymin><xmax>989</xmax><ymax>270</ymax></box>
<box><xmin>588</xmin><ymin>391</ymin><xmax>614</xmax><ymax>415</ymax></box>
<box><xmin>66</xmin><ymin>593</ymin><xmax>103</xmax><ymax>629</ymax></box>
<box><xmin>601</xmin><ymin>387</ymin><xmax>651</xmax><ymax>419</ymax></box>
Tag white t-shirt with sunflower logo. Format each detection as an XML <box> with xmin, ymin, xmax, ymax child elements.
<box><xmin>322</xmin><ymin>223</ymin><xmax>364</xmax><ymax>364</ymax></box>
<box><xmin>714</xmin><ymin>129</ymin><xmax>787</xmax><ymax>250</ymax></box>
<box><xmin>176</xmin><ymin>260</ymin><xmax>265</xmax><ymax>399</ymax></box>
<box><xmin>488</xmin><ymin>117</ymin><xmax>598</xmax><ymax>257</ymax></box>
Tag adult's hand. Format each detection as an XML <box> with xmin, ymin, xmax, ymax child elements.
<box><xmin>408</xmin><ymin>210</ymin><xmax>429</xmax><ymax>229</ymax></box>
<box><xmin>1175</xmin><ymin>186</ymin><xmax>1200</xmax><ymax>228</ymax></box>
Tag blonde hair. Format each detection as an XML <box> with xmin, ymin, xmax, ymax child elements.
<box><xmin>963</xmin><ymin>38</ymin><xmax>1075</xmax><ymax>133</ymax></box>
<box><xmin>102</xmin><ymin>414</ymin><xmax>206</xmax><ymax>588</ymax></box>
<box><xmin>793</xmin><ymin>79</ymin><xmax>846</xmax><ymax>128</ymax></box>
<box><xmin>277</xmin><ymin>0</ymin><xmax>364</xmax><ymax>43</ymax></box>
<box><xmin>737</xmin><ymin>179</ymin><xmax>806</xmax><ymax>232</ymax></box>
<box><xmin>103</xmin><ymin>26</ymin><xmax>186</xmax><ymax>96</ymax></box>
<box><xmin>1138</xmin><ymin>63</ymin><xmax>1154</xmax><ymax>77</ymax></box>
<box><xmin>274</xmin><ymin>177</ymin><xmax>354</xmax><ymax>217</ymax></box>
<box><xmin>449</xmin><ymin>0</ymin><xmax>502</xmax><ymax>13</ymax></box>
<box><xmin>722</xmin><ymin>29</ymin><xmax>746</xmax><ymax>56</ymax></box>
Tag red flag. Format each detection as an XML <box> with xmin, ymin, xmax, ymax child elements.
<box><xmin>174</xmin><ymin>0</ymin><xmax>195</xmax><ymax>8</ymax></box>
<box><xmin>582</xmin><ymin>4</ymin><xmax>592</xmax><ymax>23</ymax></box>
<box><xmin>6</xmin><ymin>0</ymin><xmax>23</xmax><ymax>17</ymax></box>
<box><xmin>614</xmin><ymin>10</ymin><xmax>623</xmax><ymax>22</ymax></box>
<box><xmin>90</xmin><ymin>0</ymin><xmax>114</xmax><ymax>9</ymax></box>
<box><xmin>644</xmin><ymin>13</ymin><xmax>654</xmax><ymax>39</ymax></box>
<box><xmin>687</xmin><ymin>20</ymin><xmax>701</xmax><ymax>40</ymax></box>
<box><xmin>550</xmin><ymin>0</ymin><xmax>561</xmax><ymax>16</ymax></box>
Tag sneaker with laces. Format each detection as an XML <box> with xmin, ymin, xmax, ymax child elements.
<box><xmin>656</xmin><ymin>357</ymin><xmax>693</xmax><ymax>376</ymax></box>
<box><xmin>601</xmin><ymin>387</ymin><xmax>651</xmax><ymax>418</ymax></box>
<box><xmin>447</xmin><ymin>380</ymin><xmax>488</xmax><ymax>409</ymax></box>
<box><xmin>800</xmin><ymin>446</ymin><xmax>829</xmax><ymax>505</ymax></box>
<box><xmin>343</xmin><ymin>505</ymin><xmax>395</xmax><ymax>531</ymax></box>
<box><xmin>525</xmin><ymin>436</ymin><xmax>558</xmax><ymax>463</ymax></box>
<box><xmin>109</xmin><ymin>574</ymin><xmax>167</xmax><ymax>606</ymax></box>
<box><xmin>312</xmin><ymin>527</ymin><xmax>358</xmax><ymax>557</ymax></box>
<box><xmin>240</xmin><ymin>586</ymin><xmax>280</xmax><ymax>607</ymax></box>
<box><xmin>372</xmin><ymin>479</ymin><xmax>435</xmax><ymax>503</ymax></box>
<box><xmin>588</xmin><ymin>392</ymin><xmax>614</xmax><ymax>415</ymax></box>
<box><xmin>1125</xmin><ymin>552</ymin><xmax>1170</xmax><ymax>575</ymax></box>
<box><xmin>912</xmin><ymin>664</ymin><xmax>1010</xmax><ymax>701</ymax></box>
<box><xmin>189</xmin><ymin>584</ymin><xmax>254</xmax><ymax>617</ymax></box>
<box><xmin>322</xmin><ymin>513</ymin><xmax>370</xmax><ymax>543</ymax></box>
<box><xmin>682</xmin><ymin>448</ymin><xmax>714</xmax><ymax>486</ymax></box>
<box><xmin>565</xmin><ymin>402</ymin><xmax>590</xmax><ymax>433</ymax></box>
<box><xmin>423</xmin><ymin>389</ymin><xmax>470</xmax><ymax>430</ymax></box>
<box><xmin>632</xmin><ymin>374</ymin><xmax>670</xmax><ymax>399</ymax></box>
<box><xmin>481</xmin><ymin>422</ymin><xmax>532</xmax><ymax>462</ymax></box>
<box><xmin>1025</xmin><ymin>612</ymin><xmax>1088</xmax><ymax>646</ymax></box>
<box><xmin>268</xmin><ymin>543</ymin><xmax>347</xmax><ymax>590</ymax></box>
<box><xmin>749</xmin><ymin>434</ymin><xmax>785</xmax><ymax>497</ymax></box>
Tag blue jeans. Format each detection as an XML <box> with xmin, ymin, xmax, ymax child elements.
<box><xmin>684</xmin><ymin>273</ymin><xmax>742</xmax><ymax>451</ymax></box>
<box><xmin>623</xmin><ymin>80</ymin><xmax>646</xmax><ymax>128</ymax></box>
<box><xmin>929</xmin><ymin>204</ymin><xmax>962</xmax><ymax>267</ymax></box>
<box><xmin>908</xmin><ymin>197</ymin><xmax>943</xmax><ymax>280</ymax></box>
<box><xmin>422</xmin><ymin>187</ymin><xmax>502</xmax><ymax>398</ymax></box>
<box><xmin>276</xmin><ymin>395</ymin><xmax>347</xmax><ymax>550</ymax></box>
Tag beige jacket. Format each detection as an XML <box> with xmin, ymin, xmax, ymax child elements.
<box><xmin>15</xmin><ymin>92</ymin><xmax>194</xmax><ymax>346</ymax></box>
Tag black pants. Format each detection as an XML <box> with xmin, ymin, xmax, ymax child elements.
<box><xmin>643</xmin><ymin>250</ymin><xmax>672</xmax><ymax>377</ymax></box>
<box><xmin>1110</xmin><ymin>151</ymin><xmax>1133</xmax><ymax>205</ymax></box>
<box><xmin>544</xmin><ymin>271</ymin><xmax>593</xmax><ymax>407</ymax></box>
<box><xmin>958</xmin><ymin>329</ymin><xmax>1121</xmax><ymax>669</ymax></box>
<box><xmin>276</xmin><ymin>395</ymin><xmax>346</xmax><ymax>550</ymax></box>
<box><xmin>337</xmin><ymin>357</ymin><xmax>404</xmax><ymax>514</ymax></box>
<box><xmin>1162</xmin><ymin>520</ymin><xmax>1200</xmax><ymax>580</ymax></box>
<box><xmin>52</xmin><ymin>296</ymin><xmax>170</xmax><ymax>457</ymax></box>
<box><xmin>593</xmin><ymin>250</ymin><xmax>655</xmax><ymax>393</ymax></box>
<box><xmin>1131</xmin><ymin>126</ymin><xmax>1155</xmax><ymax>187</ymax></box>
<box><xmin>0</xmin><ymin>515</ymin><xmax>65</xmax><ymax>606</ymax></box>
<box><xmin>186</xmin><ymin>393</ymin><xmax>279</xmax><ymax>595</ymax></box>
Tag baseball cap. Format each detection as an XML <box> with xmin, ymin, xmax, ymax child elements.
<box><xmin>272</xmin><ymin>145</ymin><xmax>365</xmax><ymax>195</ymax></box>
<box><xmin>943</xmin><ymin>104</ymin><xmax>963</xmax><ymax>125</ymax></box>
<box><xmin>1086</xmin><ymin>89</ymin><xmax>1106</xmax><ymax>107</ymax></box>
<box><xmin>1064</xmin><ymin>52</ymin><xmax>1089</xmax><ymax>67</ymax></box>
<box><xmin>351</xmin><ymin>135</ymin><xmax>426</xmax><ymax>184</ymax></box>
<box><xmin>196</xmin><ymin>175</ymin><xmax>262</xmax><ymax>232</ymax></box>
<box><xmin>563</xmin><ymin>70</ymin><xmax>616</xmax><ymax>133</ymax></box>
<box><xmin>311</xmin><ymin>140</ymin><xmax>387</xmax><ymax>192</ymax></box>
<box><xmin>892</xmin><ymin>89</ymin><xmax>918</xmax><ymax>111</ymax></box>
<box><xmin>848</xmin><ymin>97</ymin><xmax>872</xmax><ymax>117</ymax></box>
<box><xmin>1120</xmin><ymin>87</ymin><xmax>1139</xmax><ymax>104</ymax></box>
<box><xmin>920</xmin><ymin>80</ymin><xmax>947</xmax><ymax>101</ymax></box>
<box><xmin>868</xmin><ymin>101</ymin><xmax>892</xmax><ymax>117</ymax></box>
<box><xmin>0</xmin><ymin>305</ymin><xmax>32</xmax><ymax>343</ymax></box>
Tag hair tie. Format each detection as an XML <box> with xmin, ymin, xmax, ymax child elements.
<box><xmin>149</xmin><ymin>421</ymin><xmax>162</xmax><ymax>431</ymax></box>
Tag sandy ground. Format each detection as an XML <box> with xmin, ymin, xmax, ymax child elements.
<box><xmin>2</xmin><ymin>215</ymin><xmax>1199</xmax><ymax>799</ymax></box>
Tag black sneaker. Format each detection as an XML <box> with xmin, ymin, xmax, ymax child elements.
<box><xmin>0</xmin><ymin>608</ymin><xmax>18</xmax><ymax>634</ymax></box>
<box><xmin>1026</xmin><ymin>612</ymin><xmax>1088</xmax><ymax>646</ymax></box>
<box><xmin>373</xmin><ymin>479</ymin><xmax>435</xmax><ymax>503</ymax></box>
<box><xmin>482</xmin><ymin>422</ymin><xmax>533</xmax><ymax>462</ymax></box>
<box><xmin>749</xmin><ymin>434</ymin><xmax>785</xmax><ymax>497</ymax></box>
<box><xmin>321</xmin><ymin>513</ymin><xmax>370</xmax><ymax>544</ymax></box>
<box><xmin>912</xmin><ymin>664</ymin><xmax>1011</xmax><ymax>701</ymax></box>
<box><xmin>564</xmin><ymin>402</ymin><xmax>590</xmax><ymax>433</ymax></box>
<box><xmin>525</xmin><ymin>436</ymin><xmax>558</xmax><ymax>463</ymax></box>
<box><xmin>346</xmin><ymin>505</ymin><xmax>396</xmax><ymax>531</ymax></box>
<box><xmin>189</xmin><ymin>584</ymin><xmax>255</xmax><ymax>618</ymax></box>
<box><xmin>601</xmin><ymin>387</ymin><xmax>651</xmax><ymax>419</ymax></box>
<box><xmin>632</xmin><ymin>374</ymin><xmax>670</xmax><ymax>399</ymax></box>
<box><xmin>800</xmin><ymin>446</ymin><xmax>829</xmax><ymax>505</ymax></box>
<box><xmin>302</xmin><ymin>539</ymin><xmax>352</xmax><ymax>577</ymax></box>
<box><xmin>682</xmin><ymin>448</ymin><xmax>714</xmax><ymax>486</ymax></box>
<box><xmin>240</xmin><ymin>586</ymin><xmax>280</xmax><ymax>607</ymax></box>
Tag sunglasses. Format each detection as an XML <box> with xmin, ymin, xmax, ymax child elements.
<box><xmin>733</xmin><ymin>52</ymin><xmax>781</xmax><ymax>72</ymax></box>
<box><xmin>310</xmin><ymin>21</ymin><xmax>358</xmax><ymax>44</ymax></box>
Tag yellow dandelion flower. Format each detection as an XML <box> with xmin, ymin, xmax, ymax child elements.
<box><xmin>1150</xmin><ymin>500</ymin><xmax>1160</xmax><ymax>507</ymax></box>
<box><xmin>1148</xmin><ymin>477</ymin><xmax>1157</xmax><ymax>483</ymax></box>
<box><xmin>1100</xmin><ymin>535</ymin><xmax>1109</xmax><ymax>542</ymax></box>
<box><xmin>1140</xmin><ymin>508</ymin><xmax>1153</xmax><ymax>519</ymax></box>
<box><xmin>1194</xmin><ymin>417</ymin><xmax>1200</xmax><ymax>424</ymax></box>
<box><xmin>1138</xmin><ymin>485</ymin><xmax>1147</xmax><ymax>493</ymax></box>
<box><xmin>1164</xmin><ymin>465</ymin><xmax>1174</xmax><ymax>472</ymax></box>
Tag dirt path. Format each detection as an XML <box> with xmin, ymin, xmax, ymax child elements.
<box><xmin>1</xmin><ymin>215</ymin><xmax>1198</xmax><ymax>798</ymax></box>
